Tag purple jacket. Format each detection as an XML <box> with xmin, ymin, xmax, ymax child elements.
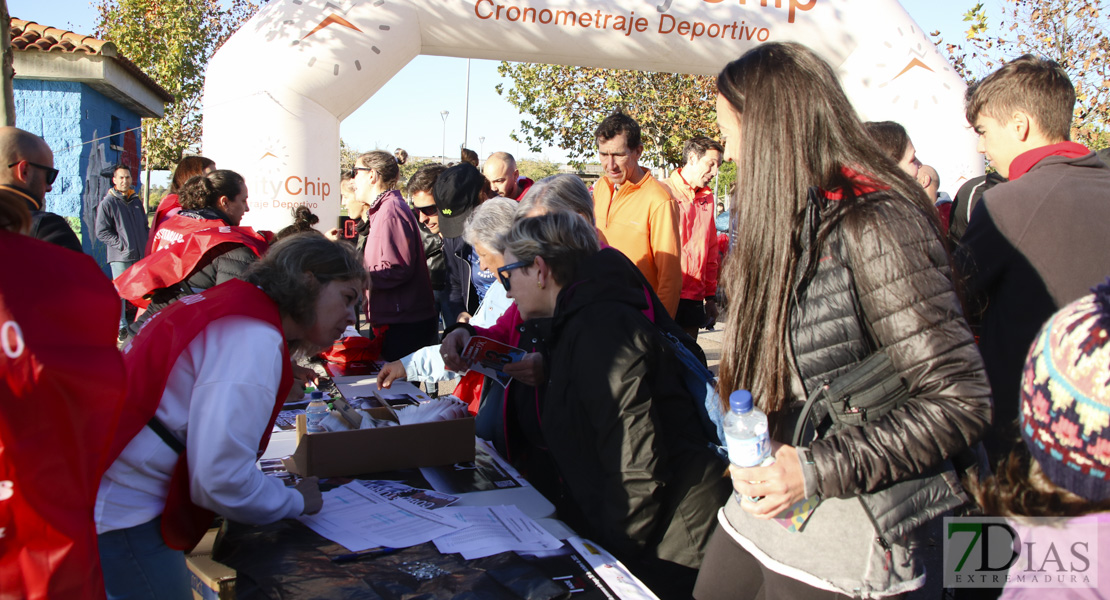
<box><xmin>362</xmin><ymin>190</ymin><xmax>436</xmax><ymax>325</ymax></box>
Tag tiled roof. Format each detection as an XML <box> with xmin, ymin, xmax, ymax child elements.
<box><xmin>10</xmin><ymin>19</ymin><xmax>173</xmax><ymax>103</ymax></box>
<box><xmin>10</xmin><ymin>19</ymin><xmax>115</xmax><ymax>55</ymax></box>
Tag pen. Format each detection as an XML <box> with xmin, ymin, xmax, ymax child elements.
<box><xmin>330</xmin><ymin>547</ymin><xmax>401</xmax><ymax>563</ymax></box>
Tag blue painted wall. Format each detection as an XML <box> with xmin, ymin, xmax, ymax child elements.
<box><xmin>15</xmin><ymin>78</ymin><xmax>144</xmax><ymax>265</ymax></box>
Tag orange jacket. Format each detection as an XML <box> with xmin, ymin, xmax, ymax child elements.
<box><xmin>593</xmin><ymin>171</ymin><xmax>681</xmax><ymax>316</ymax></box>
<box><xmin>664</xmin><ymin>169</ymin><xmax>719</xmax><ymax>301</ymax></box>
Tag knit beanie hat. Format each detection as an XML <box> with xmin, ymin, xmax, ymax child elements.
<box><xmin>1020</xmin><ymin>279</ymin><xmax>1110</xmax><ymax>502</ymax></box>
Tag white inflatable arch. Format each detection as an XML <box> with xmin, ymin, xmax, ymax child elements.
<box><xmin>203</xmin><ymin>0</ymin><xmax>981</xmax><ymax>233</ymax></box>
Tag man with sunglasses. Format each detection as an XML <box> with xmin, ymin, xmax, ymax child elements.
<box><xmin>0</xmin><ymin>127</ymin><xmax>81</xmax><ymax>252</ymax></box>
<box><xmin>406</xmin><ymin>163</ymin><xmax>450</xmax><ymax>331</ymax></box>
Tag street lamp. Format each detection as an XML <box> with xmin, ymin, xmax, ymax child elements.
<box><xmin>478</xmin><ymin>136</ymin><xmax>485</xmax><ymax>160</ymax></box>
<box><xmin>440</xmin><ymin>110</ymin><xmax>450</xmax><ymax>164</ymax></box>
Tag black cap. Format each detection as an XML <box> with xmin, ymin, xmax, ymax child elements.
<box><xmin>432</xmin><ymin>163</ymin><xmax>484</xmax><ymax>239</ymax></box>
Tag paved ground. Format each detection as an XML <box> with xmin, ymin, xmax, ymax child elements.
<box><xmin>695</xmin><ymin>321</ymin><xmax>725</xmax><ymax>377</ymax></box>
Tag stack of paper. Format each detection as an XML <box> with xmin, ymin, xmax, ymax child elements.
<box><xmin>297</xmin><ymin>483</ymin><xmax>467</xmax><ymax>552</ymax></box>
<box><xmin>433</xmin><ymin>505</ymin><xmax>563</xmax><ymax>559</ymax></box>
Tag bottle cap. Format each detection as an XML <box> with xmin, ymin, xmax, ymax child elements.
<box><xmin>310</xmin><ymin>391</ymin><xmax>324</xmax><ymax>399</ymax></box>
<box><xmin>729</xmin><ymin>390</ymin><xmax>753</xmax><ymax>414</ymax></box>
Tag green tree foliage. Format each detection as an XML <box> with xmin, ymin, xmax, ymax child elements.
<box><xmin>496</xmin><ymin>63</ymin><xmax>719</xmax><ymax>169</ymax></box>
<box><xmin>517</xmin><ymin>158</ymin><xmax>560</xmax><ymax>182</ymax></box>
<box><xmin>400</xmin><ymin>158</ymin><xmax>438</xmax><ymax>191</ymax></box>
<box><xmin>95</xmin><ymin>0</ymin><xmax>259</xmax><ymax>170</ymax></box>
<box><xmin>933</xmin><ymin>0</ymin><xmax>1109</xmax><ymax>148</ymax></box>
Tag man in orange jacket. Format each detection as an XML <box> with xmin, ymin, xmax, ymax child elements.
<box><xmin>663</xmin><ymin>137</ymin><xmax>723</xmax><ymax>341</ymax></box>
<box><xmin>592</xmin><ymin>112</ymin><xmax>682</xmax><ymax>316</ymax></box>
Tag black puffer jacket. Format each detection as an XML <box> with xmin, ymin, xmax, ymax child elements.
<box><xmin>789</xmin><ymin>190</ymin><xmax>992</xmax><ymax>499</ymax></box>
<box><xmin>540</xmin><ymin>248</ymin><xmax>730</xmax><ymax>571</ymax></box>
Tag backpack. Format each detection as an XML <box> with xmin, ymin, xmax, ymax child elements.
<box><xmin>659</xmin><ymin>330</ymin><xmax>727</xmax><ymax>459</ymax></box>
<box><xmin>637</xmin><ymin>284</ymin><xmax>726</xmax><ymax>458</ymax></box>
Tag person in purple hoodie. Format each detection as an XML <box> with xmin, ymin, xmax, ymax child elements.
<box><xmin>351</xmin><ymin>150</ymin><xmax>437</xmax><ymax>360</ymax></box>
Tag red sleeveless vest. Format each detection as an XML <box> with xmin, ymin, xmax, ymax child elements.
<box><xmin>0</xmin><ymin>232</ymin><xmax>126</xmax><ymax>600</ymax></box>
<box><xmin>116</xmin><ymin>224</ymin><xmax>269</xmax><ymax>308</ymax></box>
<box><xmin>107</xmin><ymin>279</ymin><xmax>294</xmax><ymax>551</ymax></box>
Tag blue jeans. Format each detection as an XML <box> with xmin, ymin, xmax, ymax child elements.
<box><xmin>98</xmin><ymin>517</ymin><xmax>191</xmax><ymax>600</ymax></box>
<box><xmin>109</xmin><ymin>260</ymin><xmax>136</xmax><ymax>328</ymax></box>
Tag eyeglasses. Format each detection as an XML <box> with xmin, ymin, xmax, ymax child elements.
<box><xmin>411</xmin><ymin>204</ymin><xmax>438</xmax><ymax>217</ymax></box>
<box><xmin>497</xmin><ymin>260</ymin><xmax>533</xmax><ymax>292</ymax></box>
<box><xmin>9</xmin><ymin>161</ymin><xmax>59</xmax><ymax>185</ymax></box>
<box><xmin>345</xmin><ymin>167</ymin><xmax>374</xmax><ymax>179</ymax></box>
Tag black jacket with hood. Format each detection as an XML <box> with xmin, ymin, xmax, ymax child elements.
<box><xmin>535</xmin><ymin>247</ymin><xmax>730</xmax><ymax>571</ymax></box>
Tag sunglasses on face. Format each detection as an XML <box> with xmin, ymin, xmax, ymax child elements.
<box><xmin>497</xmin><ymin>260</ymin><xmax>533</xmax><ymax>291</ymax></box>
<box><xmin>344</xmin><ymin>166</ymin><xmax>374</xmax><ymax>179</ymax></box>
<box><xmin>411</xmin><ymin>204</ymin><xmax>438</xmax><ymax>217</ymax></box>
<box><xmin>9</xmin><ymin>161</ymin><xmax>59</xmax><ymax>185</ymax></box>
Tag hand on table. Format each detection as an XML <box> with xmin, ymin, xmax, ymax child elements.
<box><xmin>377</xmin><ymin>360</ymin><xmax>407</xmax><ymax>389</ymax></box>
<box><xmin>286</xmin><ymin>364</ymin><xmax>319</xmax><ymax>401</ymax></box>
<box><xmin>296</xmin><ymin>476</ymin><xmax>323</xmax><ymax>515</ymax></box>
<box><xmin>503</xmin><ymin>353</ymin><xmax>544</xmax><ymax>387</ymax></box>
<box><xmin>729</xmin><ymin>442</ymin><xmax>806</xmax><ymax>519</ymax></box>
<box><xmin>440</xmin><ymin>328</ymin><xmax>471</xmax><ymax>372</ymax></box>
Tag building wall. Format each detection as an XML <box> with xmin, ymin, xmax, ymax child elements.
<box><xmin>15</xmin><ymin>78</ymin><xmax>143</xmax><ymax>265</ymax></box>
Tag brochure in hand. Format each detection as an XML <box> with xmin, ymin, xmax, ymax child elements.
<box><xmin>461</xmin><ymin>336</ymin><xmax>526</xmax><ymax>385</ymax></box>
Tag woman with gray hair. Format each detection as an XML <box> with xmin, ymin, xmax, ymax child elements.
<box><xmin>518</xmin><ymin>174</ymin><xmax>596</xmax><ymax>225</ymax></box>
<box><xmin>443</xmin><ymin>212</ymin><xmax>730</xmax><ymax>597</ymax></box>
<box><xmin>377</xmin><ymin>198</ymin><xmax>520</xmax><ymax>429</ymax></box>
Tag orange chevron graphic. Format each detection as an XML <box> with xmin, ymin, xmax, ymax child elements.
<box><xmin>893</xmin><ymin>57</ymin><xmax>934</xmax><ymax>80</ymax></box>
<box><xmin>303</xmin><ymin>14</ymin><xmax>362</xmax><ymax>39</ymax></box>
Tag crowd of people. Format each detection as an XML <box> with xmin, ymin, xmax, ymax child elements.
<box><xmin>2</xmin><ymin>40</ymin><xmax>1109</xmax><ymax>600</ymax></box>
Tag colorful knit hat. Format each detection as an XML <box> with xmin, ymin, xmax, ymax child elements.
<box><xmin>1020</xmin><ymin>279</ymin><xmax>1110</xmax><ymax>502</ymax></box>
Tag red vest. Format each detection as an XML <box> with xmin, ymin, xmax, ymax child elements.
<box><xmin>148</xmin><ymin>210</ymin><xmax>223</xmax><ymax>254</ymax></box>
<box><xmin>0</xmin><ymin>232</ymin><xmax>127</xmax><ymax>600</ymax></box>
<box><xmin>116</xmin><ymin>224</ymin><xmax>269</xmax><ymax>308</ymax></box>
<box><xmin>107</xmin><ymin>279</ymin><xmax>293</xmax><ymax>551</ymax></box>
<box><xmin>146</xmin><ymin>194</ymin><xmax>182</xmax><ymax>254</ymax></box>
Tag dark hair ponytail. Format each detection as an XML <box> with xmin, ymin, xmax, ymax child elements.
<box><xmin>178</xmin><ymin>169</ymin><xmax>246</xmax><ymax>211</ymax></box>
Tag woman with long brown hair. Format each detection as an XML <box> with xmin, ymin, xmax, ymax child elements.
<box><xmin>694</xmin><ymin>42</ymin><xmax>991</xmax><ymax>599</ymax></box>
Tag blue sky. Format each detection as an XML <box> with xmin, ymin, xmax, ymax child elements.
<box><xmin>14</xmin><ymin>0</ymin><xmax>995</xmax><ymax>165</ymax></box>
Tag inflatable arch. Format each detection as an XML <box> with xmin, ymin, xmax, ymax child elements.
<box><xmin>203</xmin><ymin>0</ymin><xmax>981</xmax><ymax>233</ymax></box>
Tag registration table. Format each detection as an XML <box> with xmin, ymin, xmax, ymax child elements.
<box><xmin>187</xmin><ymin>372</ymin><xmax>659</xmax><ymax>600</ymax></box>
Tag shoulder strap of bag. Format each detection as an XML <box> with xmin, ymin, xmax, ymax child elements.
<box><xmin>147</xmin><ymin>416</ymin><xmax>185</xmax><ymax>454</ymax></box>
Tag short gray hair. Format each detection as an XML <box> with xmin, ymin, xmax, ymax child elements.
<box><xmin>463</xmin><ymin>196</ymin><xmax>518</xmax><ymax>252</ymax></box>
<box><xmin>517</xmin><ymin>174</ymin><xmax>595</xmax><ymax>225</ymax></box>
<box><xmin>502</xmin><ymin>212</ymin><xmax>600</xmax><ymax>287</ymax></box>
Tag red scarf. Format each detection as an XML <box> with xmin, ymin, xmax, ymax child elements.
<box><xmin>107</xmin><ymin>279</ymin><xmax>293</xmax><ymax>551</ymax></box>
<box><xmin>821</xmin><ymin>168</ymin><xmax>889</xmax><ymax>201</ymax></box>
<box><xmin>116</xmin><ymin>225</ymin><xmax>268</xmax><ymax>308</ymax></box>
<box><xmin>0</xmin><ymin>232</ymin><xmax>126</xmax><ymax>600</ymax></box>
<box><xmin>1007</xmin><ymin>141</ymin><xmax>1090</xmax><ymax>180</ymax></box>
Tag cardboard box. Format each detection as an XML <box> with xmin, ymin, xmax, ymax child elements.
<box><xmin>282</xmin><ymin>401</ymin><xmax>475</xmax><ymax>477</ymax></box>
<box><xmin>187</xmin><ymin>529</ymin><xmax>236</xmax><ymax>600</ymax></box>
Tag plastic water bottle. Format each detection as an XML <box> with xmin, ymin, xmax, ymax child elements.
<box><xmin>305</xmin><ymin>391</ymin><xmax>328</xmax><ymax>433</ymax></box>
<box><xmin>723</xmin><ymin>389</ymin><xmax>773</xmax><ymax>502</ymax></box>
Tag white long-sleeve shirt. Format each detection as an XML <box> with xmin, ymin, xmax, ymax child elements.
<box><xmin>96</xmin><ymin>316</ymin><xmax>304</xmax><ymax>534</ymax></box>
